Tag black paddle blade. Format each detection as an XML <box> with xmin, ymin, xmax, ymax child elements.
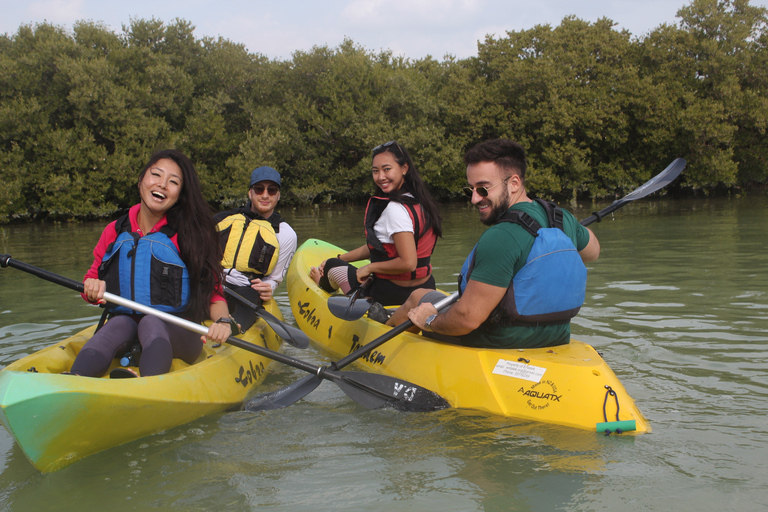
<box><xmin>245</xmin><ymin>374</ymin><xmax>323</xmax><ymax>412</ymax></box>
<box><xmin>327</xmin><ymin>295</ymin><xmax>372</xmax><ymax>320</ymax></box>
<box><xmin>329</xmin><ymin>370</ymin><xmax>450</xmax><ymax>412</ymax></box>
<box><xmin>222</xmin><ymin>286</ymin><xmax>310</xmax><ymax>349</ymax></box>
<box><xmin>580</xmin><ymin>158</ymin><xmax>686</xmax><ymax>227</ymax></box>
<box><xmin>257</xmin><ymin>310</ymin><xmax>311</xmax><ymax>349</ymax></box>
<box><xmin>327</xmin><ymin>276</ymin><xmax>374</xmax><ymax>320</ymax></box>
<box><xmin>620</xmin><ymin>157</ymin><xmax>686</xmax><ymax>203</ymax></box>
<box><xmin>252</xmin><ymin>292</ymin><xmax>463</xmax><ymax>410</ymax></box>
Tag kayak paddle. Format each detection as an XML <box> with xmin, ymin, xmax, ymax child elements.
<box><xmin>0</xmin><ymin>255</ymin><xmax>449</xmax><ymax>412</ymax></box>
<box><xmin>579</xmin><ymin>157</ymin><xmax>686</xmax><ymax>226</ymax></box>
<box><xmin>246</xmin><ymin>292</ymin><xmax>459</xmax><ymax>411</ymax></box>
<box><xmin>327</xmin><ymin>275</ymin><xmax>373</xmax><ymax>320</ymax></box>
<box><xmin>222</xmin><ymin>285</ymin><xmax>310</xmax><ymax>349</ymax></box>
<box><xmin>247</xmin><ymin>156</ymin><xmax>686</xmax><ymax>411</ymax></box>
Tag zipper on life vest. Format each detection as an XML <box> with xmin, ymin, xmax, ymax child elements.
<box><xmin>258</xmin><ymin>245</ymin><xmax>268</xmax><ymax>266</ymax></box>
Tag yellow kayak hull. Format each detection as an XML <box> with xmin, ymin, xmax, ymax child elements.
<box><xmin>288</xmin><ymin>239</ymin><xmax>651</xmax><ymax>433</ymax></box>
<box><xmin>0</xmin><ymin>301</ymin><xmax>284</xmax><ymax>472</ymax></box>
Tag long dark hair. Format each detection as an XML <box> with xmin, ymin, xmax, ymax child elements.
<box><xmin>372</xmin><ymin>141</ymin><xmax>443</xmax><ymax>237</ymax></box>
<box><xmin>138</xmin><ymin>149</ymin><xmax>223</xmax><ymax>323</ymax></box>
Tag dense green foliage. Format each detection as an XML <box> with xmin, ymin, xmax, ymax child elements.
<box><xmin>1</xmin><ymin>0</ymin><xmax>766</xmax><ymax>222</ymax></box>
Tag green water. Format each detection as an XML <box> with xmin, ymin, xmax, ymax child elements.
<box><xmin>0</xmin><ymin>197</ymin><xmax>767</xmax><ymax>511</ymax></box>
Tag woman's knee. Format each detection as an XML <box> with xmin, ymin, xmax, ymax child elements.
<box><xmin>136</xmin><ymin>315</ymin><xmax>170</xmax><ymax>341</ymax></box>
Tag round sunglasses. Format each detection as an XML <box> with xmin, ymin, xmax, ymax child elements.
<box><xmin>462</xmin><ymin>177</ymin><xmax>510</xmax><ymax>198</ymax></box>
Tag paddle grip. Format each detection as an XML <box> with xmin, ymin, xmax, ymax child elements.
<box><xmin>349</xmin><ymin>275</ymin><xmax>373</xmax><ymax>309</ymax></box>
<box><xmin>1</xmin><ymin>254</ymin><xmax>85</xmax><ymax>293</ymax></box>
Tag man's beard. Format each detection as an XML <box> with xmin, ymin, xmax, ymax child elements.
<box><xmin>479</xmin><ymin>187</ymin><xmax>511</xmax><ymax>226</ymax></box>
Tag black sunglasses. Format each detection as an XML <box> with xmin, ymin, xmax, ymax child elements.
<box><xmin>462</xmin><ymin>177</ymin><xmax>511</xmax><ymax>198</ymax></box>
<box><xmin>373</xmin><ymin>140</ymin><xmax>402</xmax><ymax>156</ymax></box>
<box><xmin>251</xmin><ymin>184</ymin><xmax>280</xmax><ymax>196</ymax></box>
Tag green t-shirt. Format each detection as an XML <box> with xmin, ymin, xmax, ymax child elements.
<box><xmin>459</xmin><ymin>200</ymin><xmax>590</xmax><ymax>349</ymax></box>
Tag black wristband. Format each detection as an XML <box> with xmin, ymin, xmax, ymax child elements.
<box><xmin>216</xmin><ymin>316</ymin><xmax>240</xmax><ymax>335</ymax></box>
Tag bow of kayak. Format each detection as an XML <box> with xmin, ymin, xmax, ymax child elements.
<box><xmin>0</xmin><ymin>301</ymin><xmax>285</xmax><ymax>472</ymax></box>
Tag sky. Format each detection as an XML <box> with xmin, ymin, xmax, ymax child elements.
<box><xmin>2</xmin><ymin>0</ymin><xmax>767</xmax><ymax>61</ymax></box>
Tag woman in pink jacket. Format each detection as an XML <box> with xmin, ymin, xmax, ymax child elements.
<box><xmin>70</xmin><ymin>149</ymin><xmax>232</xmax><ymax>378</ymax></box>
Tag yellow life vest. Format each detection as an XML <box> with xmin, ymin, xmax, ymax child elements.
<box><xmin>216</xmin><ymin>214</ymin><xmax>280</xmax><ymax>278</ymax></box>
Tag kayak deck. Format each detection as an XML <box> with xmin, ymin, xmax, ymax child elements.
<box><xmin>0</xmin><ymin>301</ymin><xmax>284</xmax><ymax>472</ymax></box>
<box><xmin>287</xmin><ymin>239</ymin><xmax>651</xmax><ymax>433</ymax></box>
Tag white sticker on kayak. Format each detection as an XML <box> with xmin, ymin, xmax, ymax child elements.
<box><xmin>492</xmin><ymin>359</ymin><xmax>546</xmax><ymax>382</ymax></box>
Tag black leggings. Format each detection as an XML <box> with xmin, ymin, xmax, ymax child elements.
<box><xmin>225</xmin><ymin>285</ymin><xmax>263</xmax><ymax>333</ymax></box>
<box><xmin>70</xmin><ymin>314</ymin><xmax>204</xmax><ymax>377</ymax></box>
<box><xmin>319</xmin><ymin>258</ymin><xmax>436</xmax><ymax>306</ymax></box>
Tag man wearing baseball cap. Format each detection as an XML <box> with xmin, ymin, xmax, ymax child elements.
<box><xmin>214</xmin><ymin>166</ymin><xmax>298</xmax><ymax>331</ymax></box>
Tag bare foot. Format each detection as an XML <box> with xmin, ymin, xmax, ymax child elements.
<box><xmin>309</xmin><ymin>266</ymin><xmax>323</xmax><ymax>285</ymax></box>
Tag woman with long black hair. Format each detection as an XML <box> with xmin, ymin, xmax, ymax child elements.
<box><xmin>70</xmin><ymin>149</ymin><xmax>231</xmax><ymax>377</ymax></box>
<box><xmin>310</xmin><ymin>141</ymin><xmax>442</xmax><ymax>310</ymax></box>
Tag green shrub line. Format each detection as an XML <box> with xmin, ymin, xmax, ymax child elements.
<box><xmin>1</xmin><ymin>0</ymin><xmax>766</xmax><ymax>222</ymax></box>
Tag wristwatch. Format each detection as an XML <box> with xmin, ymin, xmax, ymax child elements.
<box><xmin>216</xmin><ymin>316</ymin><xmax>240</xmax><ymax>335</ymax></box>
<box><xmin>424</xmin><ymin>314</ymin><xmax>438</xmax><ymax>332</ymax></box>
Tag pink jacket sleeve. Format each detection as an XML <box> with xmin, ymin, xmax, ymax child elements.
<box><xmin>81</xmin><ymin>221</ymin><xmax>119</xmax><ymax>303</ymax></box>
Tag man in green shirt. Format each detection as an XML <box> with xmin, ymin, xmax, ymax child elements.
<box><xmin>387</xmin><ymin>138</ymin><xmax>601</xmax><ymax>348</ymax></box>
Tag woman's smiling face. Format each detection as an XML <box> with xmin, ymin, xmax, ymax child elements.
<box><xmin>138</xmin><ymin>158</ymin><xmax>183</xmax><ymax>217</ymax></box>
<box><xmin>372</xmin><ymin>151</ymin><xmax>407</xmax><ymax>194</ymax></box>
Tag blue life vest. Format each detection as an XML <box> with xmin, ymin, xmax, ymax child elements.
<box><xmin>98</xmin><ymin>214</ymin><xmax>190</xmax><ymax>315</ymax></box>
<box><xmin>458</xmin><ymin>199</ymin><xmax>587</xmax><ymax>326</ymax></box>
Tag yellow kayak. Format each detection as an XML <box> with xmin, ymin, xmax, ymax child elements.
<box><xmin>287</xmin><ymin>239</ymin><xmax>651</xmax><ymax>433</ymax></box>
<box><xmin>0</xmin><ymin>300</ymin><xmax>284</xmax><ymax>472</ymax></box>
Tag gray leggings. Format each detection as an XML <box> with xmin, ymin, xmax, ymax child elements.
<box><xmin>70</xmin><ymin>314</ymin><xmax>203</xmax><ymax>377</ymax></box>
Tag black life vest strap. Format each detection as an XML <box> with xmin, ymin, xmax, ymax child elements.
<box><xmin>402</xmin><ymin>202</ymin><xmax>430</xmax><ymax>279</ymax></box>
<box><xmin>403</xmin><ymin>203</ymin><xmax>429</xmax><ymax>239</ymax></box>
<box><xmin>496</xmin><ymin>211</ymin><xmax>541</xmax><ymax>236</ymax></box>
<box><xmin>95</xmin><ymin>308</ymin><xmax>110</xmax><ymax>332</ymax></box>
<box><xmin>495</xmin><ymin>199</ymin><xmax>565</xmax><ymax>234</ymax></box>
<box><xmin>535</xmin><ymin>198</ymin><xmax>564</xmax><ymax>230</ymax></box>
